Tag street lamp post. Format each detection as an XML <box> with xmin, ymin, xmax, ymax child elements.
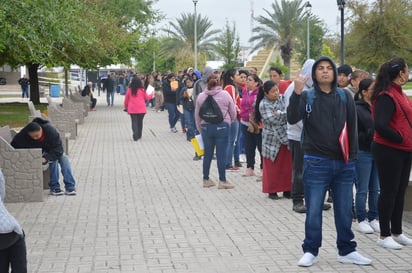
<box><xmin>337</xmin><ymin>0</ymin><xmax>346</xmax><ymax>65</ymax></box>
<box><xmin>193</xmin><ymin>0</ymin><xmax>199</xmax><ymax>70</ymax></box>
<box><xmin>305</xmin><ymin>1</ymin><xmax>312</xmax><ymax>59</ymax></box>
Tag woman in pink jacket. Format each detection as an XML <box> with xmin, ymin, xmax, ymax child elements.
<box><xmin>124</xmin><ymin>76</ymin><xmax>153</xmax><ymax>141</ymax></box>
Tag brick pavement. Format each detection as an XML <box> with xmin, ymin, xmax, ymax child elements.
<box><xmin>4</xmin><ymin>94</ymin><xmax>412</xmax><ymax>273</ymax></box>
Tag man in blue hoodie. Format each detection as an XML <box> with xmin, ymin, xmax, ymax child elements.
<box><xmin>287</xmin><ymin>57</ymin><xmax>371</xmax><ymax>267</ymax></box>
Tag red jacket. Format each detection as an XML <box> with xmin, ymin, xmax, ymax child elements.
<box><xmin>372</xmin><ymin>83</ymin><xmax>412</xmax><ymax>152</ymax></box>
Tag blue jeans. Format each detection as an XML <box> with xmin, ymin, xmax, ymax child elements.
<box><xmin>225</xmin><ymin>119</ymin><xmax>239</xmax><ymax>167</ymax></box>
<box><xmin>183</xmin><ymin>109</ymin><xmax>195</xmax><ymax>140</ymax></box>
<box><xmin>106</xmin><ymin>91</ymin><xmax>114</xmax><ymax>106</ymax></box>
<box><xmin>201</xmin><ymin>122</ymin><xmax>229</xmax><ymax>182</ymax></box>
<box><xmin>49</xmin><ymin>153</ymin><xmax>76</xmax><ymax>191</ymax></box>
<box><xmin>235</xmin><ymin>124</ymin><xmax>243</xmax><ymax>159</ymax></box>
<box><xmin>164</xmin><ymin>102</ymin><xmax>180</xmax><ymax>129</ymax></box>
<box><xmin>21</xmin><ymin>86</ymin><xmax>29</xmax><ymax>98</ymax></box>
<box><xmin>240</xmin><ymin>124</ymin><xmax>262</xmax><ymax>170</ymax></box>
<box><xmin>355</xmin><ymin>150</ymin><xmax>380</xmax><ymax>222</ymax></box>
<box><xmin>302</xmin><ymin>157</ymin><xmax>357</xmax><ymax>256</ymax></box>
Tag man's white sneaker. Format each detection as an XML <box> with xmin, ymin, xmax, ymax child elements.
<box><xmin>369</xmin><ymin>219</ymin><xmax>380</xmax><ymax>233</ymax></box>
<box><xmin>393</xmin><ymin>234</ymin><xmax>412</xmax><ymax>246</ymax></box>
<box><xmin>297</xmin><ymin>252</ymin><xmax>318</xmax><ymax>267</ymax></box>
<box><xmin>377</xmin><ymin>237</ymin><xmax>402</xmax><ymax>249</ymax></box>
<box><xmin>357</xmin><ymin>220</ymin><xmax>374</xmax><ymax>234</ymax></box>
<box><xmin>337</xmin><ymin>251</ymin><xmax>372</xmax><ymax>265</ymax></box>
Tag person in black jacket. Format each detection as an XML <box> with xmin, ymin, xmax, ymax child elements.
<box><xmin>288</xmin><ymin>56</ymin><xmax>371</xmax><ymax>267</ymax></box>
<box><xmin>162</xmin><ymin>73</ymin><xmax>181</xmax><ymax>132</ymax></box>
<box><xmin>11</xmin><ymin>118</ymin><xmax>77</xmax><ymax>196</ymax></box>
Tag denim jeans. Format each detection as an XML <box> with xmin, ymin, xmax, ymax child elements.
<box><xmin>183</xmin><ymin>109</ymin><xmax>195</xmax><ymax>140</ymax></box>
<box><xmin>164</xmin><ymin>102</ymin><xmax>180</xmax><ymax>129</ymax></box>
<box><xmin>21</xmin><ymin>86</ymin><xmax>29</xmax><ymax>98</ymax></box>
<box><xmin>355</xmin><ymin>150</ymin><xmax>380</xmax><ymax>222</ymax></box>
<box><xmin>106</xmin><ymin>91</ymin><xmax>114</xmax><ymax>106</ymax></box>
<box><xmin>240</xmin><ymin>124</ymin><xmax>262</xmax><ymax>170</ymax></box>
<box><xmin>225</xmin><ymin>119</ymin><xmax>239</xmax><ymax>167</ymax></box>
<box><xmin>234</xmin><ymin>120</ymin><xmax>242</xmax><ymax>161</ymax></box>
<box><xmin>201</xmin><ymin>122</ymin><xmax>229</xmax><ymax>182</ymax></box>
<box><xmin>49</xmin><ymin>153</ymin><xmax>76</xmax><ymax>191</ymax></box>
<box><xmin>302</xmin><ymin>157</ymin><xmax>357</xmax><ymax>256</ymax></box>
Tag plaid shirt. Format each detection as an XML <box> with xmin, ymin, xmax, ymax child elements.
<box><xmin>259</xmin><ymin>96</ymin><xmax>288</xmax><ymax>161</ymax></box>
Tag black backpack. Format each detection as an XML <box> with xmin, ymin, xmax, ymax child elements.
<box><xmin>199</xmin><ymin>95</ymin><xmax>223</xmax><ymax>123</ymax></box>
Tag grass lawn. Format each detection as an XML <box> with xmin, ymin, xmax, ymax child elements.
<box><xmin>404</xmin><ymin>82</ymin><xmax>412</xmax><ymax>89</ymax></box>
<box><xmin>0</xmin><ymin>102</ymin><xmax>48</xmax><ymax>128</ymax></box>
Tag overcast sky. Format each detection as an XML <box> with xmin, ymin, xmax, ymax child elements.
<box><xmin>153</xmin><ymin>0</ymin><xmax>362</xmax><ymax>46</ymax></box>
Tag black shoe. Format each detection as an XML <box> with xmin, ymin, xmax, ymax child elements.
<box><xmin>268</xmin><ymin>193</ymin><xmax>280</xmax><ymax>200</ymax></box>
<box><xmin>283</xmin><ymin>191</ymin><xmax>291</xmax><ymax>199</ymax></box>
<box><xmin>323</xmin><ymin>203</ymin><xmax>332</xmax><ymax>210</ymax></box>
<box><xmin>193</xmin><ymin>155</ymin><xmax>202</xmax><ymax>161</ymax></box>
<box><xmin>234</xmin><ymin>161</ymin><xmax>242</xmax><ymax>167</ymax></box>
<box><xmin>293</xmin><ymin>203</ymin><xmax>307</xmax><ymax>213</ymax></box>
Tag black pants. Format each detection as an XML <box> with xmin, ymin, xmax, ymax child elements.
<box><xmin>131</xmin><ymin>113</ymin><xmax>145</xmax><ymax>140</ymax></box>
<box><xmin>289</xmin><ymin>140</ymin><xmax>305</xmax><ymax>203</ymax></box>
<box><xmin>372</xmin><ymin>142</ymin><xmax>412</xmax><ymax>237</ymax></box>
<box><xmin>90</xmin><ymin>97</ymin><xmax>97</xmax><ymax>109</ymax></box>
<box><xmin>0</xmin><ymin>233</ymin><xmax>27</xmax><ymax>273</ymax></box>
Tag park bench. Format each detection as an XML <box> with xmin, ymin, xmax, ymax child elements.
<box><xmin>69</xmin><ymin>90</ymin><xmax>90</xmax><ymax>115</ymax></box>
<box><xmin>0</xmin><ymin>125</ymin><xmax>44</xmax><ymax>202</ymax></box>
<box><xmin>27</xmin><ymin>101</ymin><xmax>70</xmax><ymax>155</ymax></box>
<box><xmin>46</xmin><ymin>97</ymin><xmax>78</xmax><ymax>140</ymax></box>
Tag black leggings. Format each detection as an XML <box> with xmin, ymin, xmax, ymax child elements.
<box><xmin>0</xmin><ymin>234</ymin><xmax>27</xmax><ymax>273</ymax></box>
<box><xmin>372</xmin><ymin>142</ymin><xmax>412</xmax><ymax>237</ymax></box>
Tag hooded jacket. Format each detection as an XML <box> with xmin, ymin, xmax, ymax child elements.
<box><xmin>287</xmin><ymin>56</ymin><xmax>358</xmax><ymax>161</ymax></box>
<box><xmin>284</xmin><ymin>59</ymin><xmax>315</xmax><ymax>141</ymax></box>
<box><xmin>11</xmin><ymin>118</ymin><xmax>64</xmax><ymax>162</ymax></box>
<box><xmin>193</xmin><ymin>66</ymin><xmax>214</xmax><ymax>105</ymax></box>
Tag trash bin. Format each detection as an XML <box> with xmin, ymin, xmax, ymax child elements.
<box><xmin>50</xmin><ymin>85</ymin><xmax>61</xmax><ymax>97</ymax></box>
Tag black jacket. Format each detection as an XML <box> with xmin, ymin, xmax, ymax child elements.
<box><xmin>11</xmin><ymin>118</ymin><xmax>64</xmax><ymax>162</ymax></box>
<box><xmin>355</xmin><ymin>100</ymin><xmax>374</xmax><ymax>152</ymax></box>
<box><xmin>287</xmin><ymin>56</ymin><xmax>358</xmax><ymax>161</ymax></box>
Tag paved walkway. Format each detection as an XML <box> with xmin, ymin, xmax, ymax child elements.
<box><xmin>4</xmin><ymin>94</ymin><xmax>412</xmax><ymax>273</ymax></box>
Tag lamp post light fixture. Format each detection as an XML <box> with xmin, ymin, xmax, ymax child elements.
<box><xmin>193</xmin><ymin>0</ymin><xmax>199</xmax><ymax>70</ymax></box>
<box><xmin>337</xmin><ymin>0</ymin><xmax>346</xmax><ymax>65</ymax></box>
<box><xmin>305</xmin><ymin>1</ymin><xmax>312</xmax><ymax>59</ymax></box>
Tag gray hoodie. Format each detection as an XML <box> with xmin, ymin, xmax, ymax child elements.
<box><xmin>192</xmin><ymin>66</ymin><xmax>214</xmax><ymax>105</ymax></box>
<box><xmin>284</xmin><ymin>59</ymin><xmax>315</xmax><ymax>141</ymax></box>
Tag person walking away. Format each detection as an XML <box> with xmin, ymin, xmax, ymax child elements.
<box><xmin>284</xmin><ymin>59</ymin><xmax>331</xmax><ymax>213</ymax></box>
<box><xmin>353</xmin><ymin>78</ymin><xmax>380</xmax><ymax>234</ymax></box>
<box><xmin>195</xmin><ymin>73</ymin><xmax>236</xmax><ymax>189</ymax></box>
<box><xmin>0</xmin><ymin>168</ymin><xmax>27</xmax><ymax>273</ymax></box>
<box><xmin>18</xmin><ymin>75</ymin><xmax>29</xmax><ymax>98</ymax></box>
<box><xmin>11</xmin><ymin>118</ymin><xmax>77</xmax><ymax>196</ymax></box>
<box><xmin>371</xmin><ymin>58</ymin><xmax>412</xmax><ymax>249</ymax></box>
<box><xmin>124</xmin><ymin>76</ymin><xmax>153</xmax><ymax>141</ymax></box>
<box><xmin>257</xmin><ymin>80</ymin><xmax>292</xmax><ymax>200</ymax></box>
<box><xmin>239</xmin><ymin>74</ymin><xmax>263</xmax><ymax>177</ymax></box>
<box><xmin>103</xmin><ymin>74</ymin><xmax>116</xmax><ymax>106</ymax></box>
<box><xmin>287</xmin><ymin>56</ymin><xmax>371</xmax><ymax>267</ymax></box>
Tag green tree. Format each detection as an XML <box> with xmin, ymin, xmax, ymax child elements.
<box><xmin>214</xmin><ymin>21</ymin><xmax>240</xmax><ymax>70</ymax></box>
<box><xmin>160</xmin><ymin>13</ymin><xmax>220</xmax><ymax>71</ymax></box>
<box><xmin>345</xmin><ymin>0</ymin><xmax>412</xmax><ymax>71</ymax></box>
<box><xmin>249</xmin><ymin>0</ymin><xmax>307</xmax><ymax>79</ymax></box>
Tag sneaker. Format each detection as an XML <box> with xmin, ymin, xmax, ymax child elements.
<box><xmin>218</xmin><ymin>181</ymin><xmax>234</xmax><ymax>189</ymax></box>
<box><xmin>170</xmin><ymin>127</ymin><xmax>178</xmax><ymax>133</ymax></box>
<box><xmin>268</xmin><ymin>193</ymin><xmax>280</xmax><ymax>200</ymax></box>
<box><xmin>226</xmin><ymin>166</ymin><xmax>240</xmax><ymax>172</ymax></box>
<box><xmin>283</xmin><ymin>191</ymin><xmax>291</xmax><ymax>199</ymax></box>
<box><xmin>234</xmin><ymin>161</ymin><xmax>242</xmax><ymax>167</ymax></box>
<box><xmin>297</xmin><ymin>252</ymin><xmax>318</xmax><ymax>267</ymax></box>
<box><xmin>377</xmin><ymin>236</ymin><xmax>402</xmax><ymax>249</ymax></box>
<box><xmin>369</xmin><ymin>219</ymin><xmax>380</xmax><ymax>233</ymax></box>
<box><xmin>323</xmin><ymin>203</ymin><xmax>332</xmax><ymax>210</ymax></box>
<box><xmin>293</xmin><ymin>203</ymin><xmax>307</xmax><ymax>213</ymax></box>
<box><xmin>49</xmin><ymin>189</ymin><xmax>64</xmax><ymax>196</ymax></box>
<box><xmin>393</xmin><ymin>234</ymin><xmax>412</xmax><ymax>246</ymax></box>
<box><xmin>203</xmin><ymin>179</ymin><xmax>216</xmax><ymax>188</ymax></box>
<box><xmin>358</xmin><ymin>220</ymin><xmax>374</xmax><ymax>234</ymax></box>
<box><xmin>239</xmin><ymin>154</ymin><xmax>246</xmax><ymax>163</ymax></box>
<box><xmin>65</xmin><ymin>189</ymin><xmax>77</xmax><ymax>196</ymax></box>
<box><xmin>337</xmin><ymin>251</ymin><xmax>372</xmax><ymax>265</ymax></box>
<box><xmin>242</xmin><ymin>168</ymin><xmax>255</xmax><ymax>177</ymax></box>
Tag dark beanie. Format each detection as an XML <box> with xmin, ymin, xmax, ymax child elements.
<box><xmin>337</xmin><ymin>64</ymin><xmax>352</xmax><ymax>76</ymax></box>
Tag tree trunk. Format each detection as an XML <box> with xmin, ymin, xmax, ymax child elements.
<box><xmin>28</xmin><ymin>63</ymin><xmax>41</xmax><ymax>105</ymax></box>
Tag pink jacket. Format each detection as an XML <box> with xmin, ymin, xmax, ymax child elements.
<box><xmin>123</xmin><ymin>88</ymin><xmax>153</xmax><ymax>114</ymax></box>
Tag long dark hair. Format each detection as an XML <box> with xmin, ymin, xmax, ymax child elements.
<box><xmin>354</xmin><ymin>78</ymin><xmax>373</xmax><ymax>101</ymax></box>
<box><xmin>372</xmin><ymin>58</ymin><xmax>406</xmax><ymax>100</ymax></box>
<box><xmin>254</xmin><ymin>81</ymin><xmax>276</xmax><ymax>124</ymax></box>
<box><xmin>222</xmin><ymin>68</ymin><xmax>237</xmax><ymax>88</ymax></box>
<box><xmin>130</xmin><ymin>76</ymin><xmax>144</xmax><ymax>96</ymax></box>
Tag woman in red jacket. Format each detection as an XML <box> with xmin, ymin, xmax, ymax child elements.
<box><xmin>124</xmin><ymin>76</ymin><xmax>153</xmax><ymax>141</ymax></box>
